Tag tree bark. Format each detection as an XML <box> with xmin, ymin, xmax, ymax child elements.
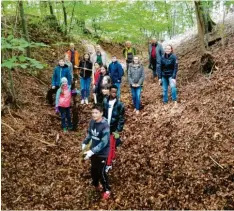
<box><xmin>61</xmin><ymin>1</ymin><xmax>67</xmax><ymax>35</ymax></box>
<box><xmin>68</xmin><ymin>1</ymin><xmax>76</xmax><ymax>33</ymax></box>
<box><xmin>48</xmin><ymin>0</ymin><xmax>54</xmax><ymax>15</ymax></box>
<box><xmin>19</xmin><ymin>1</ymin><xmax>31</xmax><ymax>57</ymax></box>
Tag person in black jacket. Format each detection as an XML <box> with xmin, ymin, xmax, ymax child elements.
<box><xmin>79</xmin><ymin>53</ymin><xmax>93</xmax><ymax>105</ymax></box>
<box><xmin>103</xmin><ymin>85</ymin><xmax>125</xmax><ymax>171</ymax></box>
<box><xmin>82</xmin><ymin>104</ymin><xmax>111</xmax><ymax>200</ymax></box>
<box><xmin>157</xmin><ymin>45</ymin><xmax>178</xmax><ymax>105</ymax></box>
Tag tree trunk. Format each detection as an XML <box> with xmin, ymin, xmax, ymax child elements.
<box><xmin>48</xmin><ymin>0</ymin><xmax>54</xmax><ymax>15</ymax></box>
<box><xmin>19</xmin><ymin>1</ymin><xmax>30</xmax><ymax>57</ymax></box>
<box><xmin>68</xmin><ymin>1</ymin><xmax>76</xmax><ymax>33</ymax></box>
<box><xmin>194</xmin><ymin>0</ymin><xmax>206</xmax><ymax>54</ymax></box>
<box><xmin>61</xmin><ymin>1</ymin><xmax>67</xmax><ymax>35</ymax></box>
<box><xmin>185</xmin><ymin>1</ymin><xmax>194</xmax><ymax>27</ymax></box>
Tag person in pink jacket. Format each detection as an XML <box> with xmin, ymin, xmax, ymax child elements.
<box><xmin>55</xmin><ymin>77</ymin><xmax>72</xmax><ymax>132</ymax></box>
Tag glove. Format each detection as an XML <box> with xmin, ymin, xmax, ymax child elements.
<box><xmin>55</xmin><ymin>107</ymin><xmax>59</xmax><ymax>113</ymax></box>
<box><xmin>84</xmin><ymin>150</ymin><xmax>94</xmax><ymax>160</ymax></box>
<box><xmin>52</xmin><ymin>86</ymin><xmax>55</xmax><ymax>89</ymax></box>
<box><xmin>71</xmin><ymin>89</ymin><xmax>77</xmax><ymax>94</ymax></box>
<box><xmin>81</xmin><ymin>144</ymin><xmax>86</xmax><ymax>151</ymax></box>
<box><xmin>113</xmin><ymin>132</ymin><xmax>120</xmax><ymax>139</ymax></box>
<box><xmin>159</xmin><ymin>79</ymin><xmax>162</xmax><ymax>86</ymax></box>
<box><xmin>171</xmin><ymin>79</ymin><xmax>176</xmax><ymax>85</ymax></box>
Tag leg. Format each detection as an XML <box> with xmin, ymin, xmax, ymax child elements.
<box><xmin>91</xmin><ymin>156</ymin><xmax>100</xmax><ymax>187</ymax></box>
<box><xmin>152</xmin><ymin>59</ymin><xmax>157</xmax><ymax>78</ymax></box>
<box><xmin>65</xmin><ymin>107</ymin><xmax>72</xmax><ymax>128</ymax></box>
<box><xmin>106</xmin><ymin>134</ymin><xmax>115</xmax><ymax>166</ymax></box>
<box><xmin>46</xmin><ymin>87</ymin><xmax>59</xmax><ymax>105</ymax></box>
<box><xmin>135</xmin><ymin>87</ymin><xmax>142</xmax><ymax>111</ymax></box>
<box><xmin>80</xmin><ymin>78</ymin><xmax>85</xmax><ymax>100</ymax></box>
<box><xmin>162</xmin><ymin>77</ymin><xmax>169</xmax><ymax>103</ymax></box>
<box><xmin>86</xmin><ymin>77</ymin><xmax>91</xmax><ymax>99</ymax></box>
<box><xmin>131</xmin><ymin>87</ymin><xmax>136</xmax><ymax>109</ymax></box>
<box><xmin>114</xmin><ymin>83</ymin><xmax>121</xmax><ymax>99</ymax></box>
<box><xmin>59</xmin><ymin>107</ymin><xmax>66</xmax><ymax>129</ymax></box>
<box><xmin>169</xmin><ymin>77</ymin><xmax>177</xmax><ymax>101</ymax></box>
<box><xmin>99</xmin><ymin>157</ymin><xmax>110</xmax><ymax>192</ymax></box>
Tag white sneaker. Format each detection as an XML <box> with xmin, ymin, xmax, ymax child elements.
<box><xmin>81</xmin><ymin>99</ymin><xmax>85</xmax><ymax>104</ymax></box>
<box><xmin>85</xmin><ymin>98</ymin><xmax>89</xmax><ymax>104</ymax></box>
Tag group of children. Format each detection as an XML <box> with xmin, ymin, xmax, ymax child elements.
<box><xmin>46</xmin><ymin>39</ymin><xmax>179</xmax><ymax>199</ymax></box>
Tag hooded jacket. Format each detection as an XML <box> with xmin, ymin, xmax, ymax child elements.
<box><xmin>128</xmin><ymin>63</ymin><xmax>145</xmax><ymax>87</ymax></box>
<box><xmin>55</xmin><ymin>84</ymin><xmax>71</xmax><ymax>108</ymax></box>
<box><xmin>83</xmin><ymin>118</ymin><xmax>110</xmax><ymax>158</ymax></box>
<box><xmin>52</xmin><ymin>64</ymin><xmax>71</xmax><ymax>87</ymax></box>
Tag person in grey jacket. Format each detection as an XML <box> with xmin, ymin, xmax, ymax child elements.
<box><xmin>91</xmin><ymin>45</ymin><xmax>107</xmax><ymax>66</ymax></box>
<box><xmin>128</xmin><ymin>56</ymin><xmax>145</xmax><ymax>115</ymax></box>
<box><xmin>148</xmin><ymin>37</ymin><xmax>164</xmax><ymax>80</ymax></box>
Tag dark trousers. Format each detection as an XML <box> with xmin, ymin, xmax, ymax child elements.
<box><xmin>59</xmin><ymin>107</ymin><xmax>72</xmax><ymax>129</ymax></box>
<box><xmin>91</xmin><ymin>155</ymin><xmax>110</xmax><ymax>192</ymax></box>
<box><xmin>150</xmin><ymin>57</ymin><xmax>157</xmax><ymax>78</ymax></box>
<box><xmin>46</xmin><ymin>86</ymin><xmax>59</xmax><ymax>105</ymax></box>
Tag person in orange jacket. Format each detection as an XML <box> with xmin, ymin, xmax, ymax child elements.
<box><xmin>65</xmin><ymin>43</ymin><xmax>80</xmax><ymax>68</ymax></box>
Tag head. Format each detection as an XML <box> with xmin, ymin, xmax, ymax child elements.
<box><xmin>96</xmin><ymin>45</ymin><xmax>101</xmax><ymax>52</ymax></box>
<box><xmin>151</xmin><ymin>37</ymin><xmax>157</xmax><ymax>44</ymax></box>
<box><xmin>61</xmin><ymin>77</ymin><xmax>68</xmax><ymax>87</ymax></box>
<box><xmin>165</xmin><ymin>45</ymin><xmax>173</xmax><ymax>55</ymax></box>
<box><xmin>94</xmin><ymin>62</ymin><xmax>100</xmax><ymax>69</ymax></box>
<box><xmin>112</xmin><ymin>56</ymin><xmax>117</xmax><ymax>63</ymax></box>
<box><xmin>133</xmin><ymin>56</ymin><xmax>139</xmax><ymax>64</ymax></box>
<box><xmin>83</xmin><ymin>53</ymin><xmax>90</xmax><ymax>61</ymax></box>
<box><xmin>70</xmin><ymin>43</ymin><xmax>75</xmax><ymax>50</ymax></box>
<box><xmin>109</xmin><ymin>85</ymin><xmax>118</xmax><ymax>99</ymax></box>
<box><xmin>64</xmin><ymin>53</ymin><xmax>69</xmax><ymax>61</ymax></box>
<box><xmin>58</xmin><ymin>59</ymin><xmax>65</xmax><ymax>66</ymax></box>
<box><xmin>125</xmin><ymin>41</ymin><xmax>131</xmax><ymax>48</ymax></box>
<box><xmin>92</xmin><ymin>104</ymin><xmax>103</xmax><ymax>121</ymax></box>
<box><xmin>100</xmin><ymin>65</ymin><xmax>107</xmax><ymax>74</ymax></box>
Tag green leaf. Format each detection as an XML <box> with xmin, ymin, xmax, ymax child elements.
<box><xmin>18</xmin><ymin>55</ymin><xmax>27</xmax><ymax>62</ymax></box>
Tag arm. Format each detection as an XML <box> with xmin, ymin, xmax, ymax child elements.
<box><xmin>172</xmin><ymin>55</ymin><xmax>178</xmax><ymax>79</ymax></box>
<box><xmin>122</xmin><ymin>49</ymin><xmax>126</xmax><ymax>59</ymax></box>
<box><xmin>66</xmin><ymin>68</ymin><xmax>72</xmax><ymax>86</ymax></box>
<box><xmin>157</xmin><ymin>58</ymin><xmax>162</xmax><ymax>79</ymax></box>
<box><xmin>91</xmin><ymin>126</ymin><xmax>110</xmax><ymax>154</ymax></box>
<box><xmin>118</xmin><ymin>63</ymin><xmax>124</xmax><ymax>78</ymax></box>
<box><xmin>55</xmin><ymin>88</ymin><xmax>61</xmax><ymax>107</ymax></box>
<box><xmin>137</xmin><ymin>66</ymin><xmax>145</xmax><ymax>86</ymax></box>
<box><xmin>83</xmin><ymin>122</ymin><xmax>92</xmax><ymax>145</ymax></box>
<box><xmin>117</xmin><ymin>103</ymin><xmax>125</xmax><ymax>132</ymax></box>
<box><xmin>52</xmin><ymin>67</ymin><xmax>57</xmax><ymax>86</ymax></box>
<box><xmin>128</xmin><ymin>67</ymin><xmax>133</xmax><ymax>85</ymax></box>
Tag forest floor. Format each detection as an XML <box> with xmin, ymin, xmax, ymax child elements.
<box><xmin>1</xmin><ymin>28</ymin><xmax>234</xmax><ymax>209</ymax></box>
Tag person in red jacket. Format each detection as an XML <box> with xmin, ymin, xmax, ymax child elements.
<box><xmin>65</xmin><ymin>43</ymin><xmax>80</xmax><ymax>68</ymax></box>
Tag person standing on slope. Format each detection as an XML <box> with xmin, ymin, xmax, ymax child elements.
<box><xmin>123</xmin><ymin>41</ymin><xmax>136</xmax><ymax>73</ymax></box>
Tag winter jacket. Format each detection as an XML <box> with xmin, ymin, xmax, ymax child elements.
<box><xmin>94</xmin><ymin>68</ymin><xmax>101</xmax><ymax>85</ymax></box>
<box><xmin>158</xmin><ymin>53</ymin><xmax>178</xmax><ymax>79</ymax></box>
<box><xmin>66</xmin><ymin>49</ymin><xmax>80</xmax><ymax>66</ymax></box>
<box><xmin>83</xmin><ymin>118</ymin><xmax>110</xmax><ymax>158</ymax></box>
<box><xmin>79</xmin><ymin>60</ymin><xmax>93</xmax><ymax>78</ymax></box>
<box><xmin>91</xmin><ymin>52</ymin><xmax>107</xmax><ymax>66</ymax></box>
<box><xmin>52</xmin><ymin>65</ymin><xmax>71</xmax><ymax>87</ymax></box>
<box><xmin>108</xmin><ymin>61</ymin><xmax>124</xmax><ymax>83</ymax></box>
<box><xmin>128</xmin><ymin>64</ymin><xmax>145</xmax><ymax>86</ymax></box>
<box><xmin>55</xmin><ymin>85</ymin><xmax>71</xmax><ymax>108</ymax></box>
<box><xmin>95</xmin><ymin>73</ymin><xmax>112</xmax><ymax>94</ymax></box>
<box><xmin>148</xmin><ymin>43</ymin><xmax>164</xmax><ymax>64</ymax></box>
<box><xmin>103</xmin><ymin>97</ymin><xmax>125</xmax><ymax>133</ymax></box>
<box><xmin>123</xmin><ymin>47</ymin><xmax>136</xmax><ymax>63</ymax></box>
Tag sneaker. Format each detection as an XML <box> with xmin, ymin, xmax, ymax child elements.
<box><xmin>81</xmin><ymin>99</ymin><xmax>85</xmax><ymax>104</ymax></box>
<box><xmin>133</xmin><ymin>108</ymin><xmax>137</xmax><ymax>112</ymax></box>
<box><xmin>102</xmin><ymin>191</ymin><xmax>111</xmax><ymax>200</ymax></box>
<box><xmin>105</xmin><ymin>165</ymin><xmax>112</xmax><ymax>173</ymax></box>
<box><xmin>136</xmin><ymin>110</ymin><xmax>140</xmax><ymax>115</ymax></box>
<box><xmin>174</xmin><ymin>101</ymin><xmax>178</xmax><ymax>107</ymax></box>
<box><xmin>63</xmin><ymin>128</ymin><xmax>67</xmax><ymax>133</ymax></box>
<box><xmin>85</xmin><ymin>98</ymin><xmax>89</xmax><ymax>104</ymax></box>
<box><xmin>68</xmin><ymin>126</ymin><xmax>73</xmax><ymax>131</ymax></box>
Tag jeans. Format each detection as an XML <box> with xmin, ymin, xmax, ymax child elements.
<box><xmin>162</xmin><ymin>76</ymin><xmax>177</xmax><ymax>103</ymax></box>
<box><xmin>59</xmin><ymin>107</ymin><xmax>72</xmax><ymax>129</ymax></box>
<box><xmin>114</xmin><ymin>82</ymin><xmax>121</xmax><ymax>99</ymax></box>
<box><xmin>131</xmin><ymin>86</ymin><xmax>142</xmax><ymax>110</ymax></box>
<box><xmin>80</xmin><ymin>77</ymin><xmax>91</xmax><ymax>99</ymax></box>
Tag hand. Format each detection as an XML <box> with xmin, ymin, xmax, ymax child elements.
<box><xmin>52</xmin><ymin>86</ymin><xmax>55</xmax><ymax>89</ymax></box>
<box><xmin>71</xmin><ymin>89</ymin><xmax>77</xmax><ymax>94</ymax></box>
<box><xmin>113</xmin><ymin>132</ymin><xmax>120</xmax><ymax>139</ymax></box>
<box><xmin>135</xmin><ymin>84</ymin><xmax>140</xmax><ymax>87</ymax></box>
<box><xmin>81</xmin><ymin>144</ymin><xmax>86</xmax><ymax>151</ymax></box>
<box><xmin>171</xmin><ymin>79</ymin><xmax>176</xmax><ymax>85</ymax></box>
<box><xmin>158</xmin><ymin>79</ymin><xmax>162</xmax><ymax>86</ymax></box>
<box><xmin>55</xmin><ymin>107</ymin><xmax>59</xmax><ymax>113</ymax></box>
<box><xmin>84</xmin><ymin>150</ymin><xmax>94</xmax><ymax>160</ymax></box>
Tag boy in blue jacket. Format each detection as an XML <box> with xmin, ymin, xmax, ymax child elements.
<box><xmin>108</xmin><ymin>56</ymin><xmax>124</xmax><ymax>99</ymax></box>
<box><xmin>82</xmin><ymin>104</ymin><xmax>111</xmax><ymax>200</ymax></box>
<box><xmin>46</xmin><ymin>58</ymin><xmax>72</xmax><ymax>106</ymax></box>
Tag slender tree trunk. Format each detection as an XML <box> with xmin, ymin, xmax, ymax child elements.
<box><xmin>19</xmin><ymin>1</ymin><xmax>30</xmax><ymax>57</ymax></box>
<box><xmin>164</xmin><ymin>0</ymin><xmax>172</xmax><ymax>39</ymax></box>
<box><xmin>185</xmin><ymin>1</ymin><xmax>194</xmax><ymax>27</ymax></box>
<box><xmin>61</xmin><ymin>1</ymin><xmax>67</xmax><ymax>35</ymax></box>
<box><xmin>69</xmin><ymin>1</ymin><xmax>76</xmax><ymax>33</ymax></box>
<box><xmin>48</xmin><ymin>0</ymin><xmax>54</xmax><ymax>15</ymax></box>
<box><xmin>194</xmin><ymin>0</ymin><xmax>206</xmax><ymax>54</ymax></box>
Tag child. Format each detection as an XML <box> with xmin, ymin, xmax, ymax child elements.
<box><xmin>55</xmin><ymin>77</ymin><xmax>72</xmax><ymax>133</ymax></box>
<box><xmin>103</xmin><ymin>85</ymin><xmax>125</xmax><ymax>172</ymax></box>
<box><xmin>46</xmin><ymin>58</ymin><xmax>71</xmax><ymax>106</ymax></box>
<box><xmin>82</xmin><ymin>104</ymin><xmax>111</xmax><ymax>200</ymax></box>
<box><xmin>93</xmin><ymin>62</ymin><xmax>101</xmax><ymax>104</ymax></box>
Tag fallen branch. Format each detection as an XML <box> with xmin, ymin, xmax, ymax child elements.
<box><xmin>209</xmin><ymin>156</ymin><xmax>224</xmax><ymax>169</ymax></box>
<box><xmin>2</xmin><ymin>121</ymin><xmax>15</xmax><ymax>132</ymax></box>
<box><xmin>7</xmin><ymin>106</ymin><xmax>17</xmax><ymax>123</ymax></box>
<box><xmin>28</xmin><ymin>135</ymin><xmax>56</xmax><ymax>147</ymax></box>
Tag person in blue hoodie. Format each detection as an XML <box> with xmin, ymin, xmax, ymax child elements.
<box><xmin>82</xmin><ymin>104</ymin><xmax>111</xmax><ymax>200</ymax></box>
<box><xmin>108</xmin><ymin>56</ymin><xmax>124</xmax><ymax>99</ymax></box>
<box><xmin>157</xmin><ymin>45</ymin><xmax>178</xmax><ymax>105</ymax></box>
<box><xmin>46</xmin><ymin>58</ymin><xmax>71</xmax><ymax>106</ymax></box>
